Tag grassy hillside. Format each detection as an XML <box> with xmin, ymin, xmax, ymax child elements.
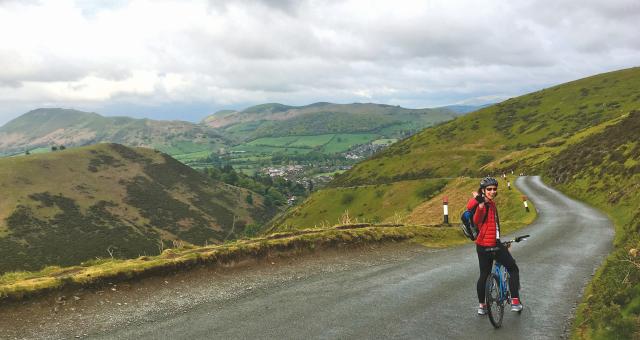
<box><xmin>0</xmin><ymin>108</ymin><xmax>228</xmax><ymax>157</ymax></box>
<box><xmin>274</xmin><ymin>176</ymin><xmax>535</xmax><ymax>233</ymax></box>
<box><xmin>544</xmin><ymin>111</ymin><xmax>640</xmax><ymax>339</ymax></box>
<box><xmin>202</xmin><ymin>102</ymin><xmax>459</xmax><ymax>141</ymax></box>
<box><xmin>231</xmin><ymin>133</ymin><xmax>380</xmax><ymax>154</ymax></box>
<box><xmin>332</xmin><ymin>67</ymin><xmax>640</xmax><ymax>186</ymax></box>
<box><xmin>0</xmin><ymin>143</ymin><xmax>270</xmax><ymax>274</ymax></box>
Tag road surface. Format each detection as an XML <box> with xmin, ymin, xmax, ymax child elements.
<box><xmin>94</xmin><ymin>176</ymin><xmax>613</xmax><ymax>339</ymax></box>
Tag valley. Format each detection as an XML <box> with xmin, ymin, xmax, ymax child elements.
<box><xmin>0</xmin><ymin>67</ymin><xmax>638</xmax><ymax>338</ymax></box>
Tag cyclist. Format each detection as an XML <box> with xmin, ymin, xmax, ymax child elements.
<box><xmin>468</xmin><ymin>177</ymin><xmax>523</xmax><ymax>315</ymax></box>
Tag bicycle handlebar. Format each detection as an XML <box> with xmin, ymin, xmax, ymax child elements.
<box><xmin>502</xmin><ymin>234</ymin><xmax>530</xmax><ymax>246</ymax></box>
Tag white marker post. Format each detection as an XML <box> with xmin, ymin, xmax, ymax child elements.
<box><xmin>507</xmin><ymin>180</ymin><xmax>511</xmax><ymax>190</ymax></box>
<box><xmin>522</xmin><ymin>195</ymin><xmax>530</xmax><ymax>212</ymax></box>
<box><xmin>443</xmin><ymin>196</ymin><xmax>449</xmax><ymax>225</ymax></box>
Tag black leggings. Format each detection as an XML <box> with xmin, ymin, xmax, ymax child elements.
<box><xmin>476</xmin><ymin>244</ymin><xmax>520</xmax><ymax>303</ymax></box>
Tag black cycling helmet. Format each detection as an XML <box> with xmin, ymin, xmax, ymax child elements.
<box><xmin>480</xmin><ymin>176</ymin><xmax>499</xmax><ymax>188</ymax></box>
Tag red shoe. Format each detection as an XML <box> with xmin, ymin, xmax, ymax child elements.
<box><xmin>478</xmin><ymin>303</ymin><xmax>488</xmax><ymax>315</ymax></box>
<box><xmin>511</xmin><ymin>298</ymin><xmax>523</xmax><ymax>312</ymax></box>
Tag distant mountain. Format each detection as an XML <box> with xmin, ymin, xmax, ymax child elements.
<box><xmin>0</xmin><ymin>143</ymin><xmax>270</xmax><ymax>273</ymax></box>
<box><xmin>202</xmin><ymin>102</ymin><xmax>459</xmax><ymax>141</ymax></box>
<box><xmin>0</xmin><ymin>108</ymin><xmax>228</xmax><ymax>156</ymax></box>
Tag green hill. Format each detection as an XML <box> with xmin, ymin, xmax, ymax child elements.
<box><xmin>275</xmin><ymin>67</ymin><xmax>640</xmax><ymax>338</ymax></box>
<box><xmin>331</xmin><ymin>67</ymin><xmax>640</xmax><ymax>186</ymax></box>
<box><xmin>544</xmin><ymin>110</ymin><xmax>640</xmax><ymax>338</ymax></box>
<box><xmin>0</xmin><ymin>143</ymin><xmax>270</xmax><ymax>274</ymax></box>
<box><xmin>0</xmin><ymin>108</ymin><xmax>228</xmax><ymax>157</ymax></box>
<box><xmin>202</xmin><ymin>102</ymin><xmax>459</xmax><ymax>141</ymax></box>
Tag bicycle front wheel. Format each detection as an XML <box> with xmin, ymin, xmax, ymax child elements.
<box><xmin>485</xmin><ymin>273</ymin><xmax>504</xmax><ymax>328</ymax></box>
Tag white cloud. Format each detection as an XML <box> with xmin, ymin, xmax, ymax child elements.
<box><xmin>0</xmin><ymin>0</ymin><xmax>638</xmax><ymax>123</ymax></box>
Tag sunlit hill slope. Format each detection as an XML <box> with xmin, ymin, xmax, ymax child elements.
<box><xmin>0</xmin><ymin>143</ymin><xmax>268</xmax><ymax>273</ymax></box>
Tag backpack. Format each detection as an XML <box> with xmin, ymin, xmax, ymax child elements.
<box><xmin>460</xmin><ymin>204</ymin><xmax>489</xmax><ymax>241</ymax></box>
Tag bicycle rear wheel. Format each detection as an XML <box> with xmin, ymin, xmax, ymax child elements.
<box><xmin>485</xmin><ymin>273</ymin><xmax>504</xmax><ymax>328</ymax></box>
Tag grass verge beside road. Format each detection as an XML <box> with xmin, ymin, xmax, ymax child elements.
<box><xmin>0</xmin><ymin>215</ymin><xmax>538</xmax><ymax>303</ymax></box>
<box><xmin>0</xmin><ymin>224</ymin><xmax>452</xmax><ymax>302</ymax></box>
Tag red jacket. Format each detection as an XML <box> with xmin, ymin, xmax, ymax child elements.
<box><xmin>466</xmin><ymin>198</ymin><xmax>499</xmax><ymax>247</ymax></box>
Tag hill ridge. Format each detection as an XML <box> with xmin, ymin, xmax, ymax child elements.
<box><xmin>0</xmin><ymin>108</ymin><xmax>228</xmax><ymax>156</ymax></box>
<box><xmin>202</xmin><ymin>102</ymin><xmax>460</xmax><ymax>141</ymax></box>
<box><xmin>0</xmin><ymin>143</ymin><xmax>269</xmax><ymax>273</ymax></box>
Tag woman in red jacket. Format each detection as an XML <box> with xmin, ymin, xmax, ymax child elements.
<box><xmin>467</xmin><ymin>177</ymin><xmax>522</xmax><ymax>315</ymax></box>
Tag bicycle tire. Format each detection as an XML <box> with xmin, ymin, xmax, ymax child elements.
<box><xmin>485</xmin><ymin>273</ymin><xmax>504</xmax><ymax>328</ymax></box>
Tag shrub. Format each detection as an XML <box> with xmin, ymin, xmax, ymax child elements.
<box><xmin>341</xmin><ymin>192</ymin><xmax>355</xmax><ymax>205</ymax></box>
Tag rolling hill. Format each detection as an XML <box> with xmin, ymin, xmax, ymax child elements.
<box><xmin>0</xmin><ymin>108</ymin><xmax>228</xmax><ymax>157</ymax></box>
<box><xmin>202</xmin><ymin>102</ymin><xmax>461</xmax><ymax>141</ymax></box>
<box><xmin>330</xmin><ymin>67</ymin><xmax>640</xmax><ymax>186</ymax></box>
<box><xmin>274</xmin><ymin>66</ymin><xmax>640</xmax><ymax>338</ymax></box>
<box><xmin>544</xmin><ymin>109</ymin><xmax>640</xmax><ymax>338</ymax></box>
<box><xmin>0</xmin><ymin>143</ymin><xmax>270</xmax><ymax>274</ymax></box>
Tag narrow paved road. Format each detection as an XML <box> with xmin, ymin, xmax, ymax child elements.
<box><xmin>92</xmin><ymin>176</ymin><xmax>613</xmax><ymax>339</ymax></box>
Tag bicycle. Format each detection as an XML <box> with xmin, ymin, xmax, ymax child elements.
<box><xmin>484</xmin><ymin>234</ymin><xmax>529</xmax><ymax>328</ymax></box>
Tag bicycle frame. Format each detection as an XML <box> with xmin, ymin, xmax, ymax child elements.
<box><xmin>485</xmin><ymin>234</ymin><xmax>528</xmax><ymax>328</ymax></box>
<box><xmin>492</xmin><ymin>261</ymin><xmax>511</xmax><ymax>304</ymax></box>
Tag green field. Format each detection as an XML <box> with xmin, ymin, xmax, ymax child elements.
<box><xmin>155</xmin><ymin>141</ymin><xmax>210</xmax><ymax>154</ymax></box>
<box><xmin>171</xmin><ymin>150</ymin><xmax>212</xmax><ymax>163</ymax></box>
<box><xmin>288</xmin><ymin>134</ymin><xmax>335</xmax><ymax>148</ymax></box>
<box><xmin>321</xmin><ymin>134</ymin><xmax>379</xmax><ymax>153</ymax></box>
<box><xmin>153</xmin><ymin>141</ymin><xmax>219</xmax><ymax>164</ymax></box>
<box><xmin>232</xmin><ymin>133</ymin><xmax>381</xmax><ymax>156</ymax></box>
<box><xmin>245</xmin><ymin>136</ymin><xmax>300</xmax><ymax>147</ymax></box>
<box><xmin>231</xmin><ymin>144</ymin><xmax>310</xmax><ymax>155</ymax></box>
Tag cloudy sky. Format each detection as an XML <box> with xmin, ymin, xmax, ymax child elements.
<box><xmin>0</xmin><ymin>0</ymin><xmax>638</xmax><ymax>124</ymax></box>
